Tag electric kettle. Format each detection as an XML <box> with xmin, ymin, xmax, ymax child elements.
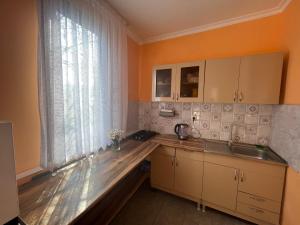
<box><xmin>174</xmin><ymin>123</ymin><xmax>189</xmax><ymax>140</ymax></box>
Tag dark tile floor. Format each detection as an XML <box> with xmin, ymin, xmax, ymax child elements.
<box><xmin>110</xmin><ymin>181</ymin><xmax>254</xmax><ymax>225</ymax></box>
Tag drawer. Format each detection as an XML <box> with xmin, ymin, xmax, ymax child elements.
<box><xmin>238</xmin><ymin>192</ymin><xmax>281</xmax><ymax>213</ymax></box>
<box><xmin>237</xmin><ymin>202</ymin><xmax>280</xmax><ymax>225</ymax></box>
<box><xmin>176</xmin><ymin>148</ymin><xmax>203</xmax><ymax>161</ymax></box>
<box><xmin>153</xmin><ymin>145</ymin><xmax>175</xmax><ymax>156</ymax></box>
<box><xmin>238</xmin><ymin>170</ymin><xmax>284</xmax><ymax>201</ymax></box>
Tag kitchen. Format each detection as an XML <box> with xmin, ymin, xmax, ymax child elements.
<box><xmin>1</xmin><ymin>0</ymin><xmax>300</xmax><ymax>225</ymax></box>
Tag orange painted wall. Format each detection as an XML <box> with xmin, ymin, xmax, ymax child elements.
<box><xmin>0</xmin><ymin>0</ymin><xmax>40</xmax><ymax>174</ymax></box>
<box><xmin>127</xmin><ymin>37</ymin><xmax>140</xmax><ymax>101</ymax></box>
<box><xmin>281</xmin><ymin>0</ymin><xmax>300</xmax><ymax>104</ymax></box>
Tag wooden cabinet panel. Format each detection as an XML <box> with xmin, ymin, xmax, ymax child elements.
<box><xmin>152</xmin><ymin>65</ymin><xmax>176</xmax><ymax>102</ymax></box>
<box><xmin>239</xmin><ymin>53</ymin><xmax>283</xmax><ymax>104</ymax></box>
<box><xmin>176</xmin><ymin>61</ymin><xmax>205</xmax><ymax>102</ymax></box>
<box><xmin>151</xmin><ymin>147</ymin><xmax>175</xmax><ymax>190</ymax></box>
<box><xmin>238</xmin><ymin>192</ymin><xmax>281</xmax><ymax>214</ymax></box>
<box><xmin>237</xmin><ymin>202</ymin><xmax>280</xmax><ymax>225</ymax></box>
<box><xmin>203</xmin><ymin>162</ymin><xmax>239</xmax><ymax>211</ymax></box>
<box><xmin>204</xmin><ymin>57</ymin><xmax>240</xmax><ymax>103</ymax></box>
<box><xmin>174</xmin><ymin>149</ymin><xmax>203</xmax><ymax>199</ymax></box>
<box><xmin>238</xmin><ymin>169</ymin><xmax>284</xmax><ymax>202</ymax></box>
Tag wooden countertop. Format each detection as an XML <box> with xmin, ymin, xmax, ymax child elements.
<box><xmin>18</xmin><ymin>140</ymin><xmax>159</xmax><ymax>225</ymax></box>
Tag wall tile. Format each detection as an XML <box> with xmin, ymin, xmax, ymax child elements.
<box><xmin>246</xmin><ymin>104</ymin><xmax>259</xmax><ymax>115</ymax></box>
<box><xmin>139</xmin><ymin>102</ymin><xmax>273</xmax><ymax>146</ymax></box>
<box><xmin>245</xmin><ymin>114</ymin><xmax>258</xmax><ymax>124</ymax></box>
<box><xmin>259</xmin><ymin>115</ymin><xmax>272</xmax><ymax>125</ymax></box>
<box><xmin>223</xmin><ymin>104</ymin><xmax>233</xmax><ymax>112</ymax></box>
<box><xmin>211</xmin><ymin>104</ymin><xmax>222</xmax><ymax>113</ymax></box>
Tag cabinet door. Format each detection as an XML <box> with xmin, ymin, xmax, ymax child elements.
<box><xmin>152</xmin><ymin>65</ymin><xmax>176</xmax><ymax>102</ymax></box>
<box><xmin>176</xmin><ymin>61</ymin><xmax>205</xmax><ymax>102</ymax></box>
<box><xmin>204</xmin><ymin>57</ymin><xmax>240</xmax><ymax>103</ymax></box>
<box><xmin>174</xmin><ymin>149</ymin><xmax>203</xmax><ymax>200</ymax></box>
<box><xmin>151</xmin><ymin>146</ymin><xmax>175</xmax><ymax>190</ymax></box>
<box><xmin>202</xmin><ymin>162</ymin><xmax>239</xmax><ymax>211</ymax></box>
<box><xmin>238</xmin><ymin>53</ymin><xmax>283</xmax><ymax>104</ymax></box>
<box><xmin>238</xmin><ymin>170</ymin><xmax>285</xmax><ymax>202</ymax></box>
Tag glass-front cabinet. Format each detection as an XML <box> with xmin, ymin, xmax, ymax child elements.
<box><xmin>152</xmin><ymin>61</ymin><xmax>205</xmax><ymax>102</ymax></box>
<box><xmin>152</xmin><ymin>65</ymin><xmax>176</xmax><ymax>101</ymax></box>
<box><xmin>176</xmin><ymin>62</ymin><xmax>205</xmax><ymax>102</ymax></box>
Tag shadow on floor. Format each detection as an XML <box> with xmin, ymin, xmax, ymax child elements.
<box><xmin>110</xmin><ymin>180</ymin><xmax>254</xmax><ymax>225</ymax></box>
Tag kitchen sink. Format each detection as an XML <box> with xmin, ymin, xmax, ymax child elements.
<box><xmin>229</xmin><ymin>143</ymin><xmax>279</xmax><ymax>161</ymax></box>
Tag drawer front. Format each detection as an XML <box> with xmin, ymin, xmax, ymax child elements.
<box><xmin>176</xmin><ymin>148</ymin><xmax>203</xmax><ymax>161</ymax></box>
<box><xmin>204</xmin><ymin>153</ymin><xmax>286</xmax><ymax>179</ymax></box>
<box><xmin>238</xmin><ymin>192</ymin><xmax>281</xmax><ymax>213</ymax></box>
<box><xmin>154</xmin><ymin>145</ymin><xmax>175</xmax><ymax>156</ymax></box>
<box><xmin>238</xmin><ymin>170</ymin><xmax>284</xmax><ymax>202</ymax></box>
<box><xmin>237</xmin><ymin>202</ymin><xmax>280</xmax><ymax>225</ymax></box>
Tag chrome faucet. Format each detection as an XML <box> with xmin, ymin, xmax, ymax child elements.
<box><xmin>228</xmin><ymin>122</ymin><xmax>244</xmax><ymax>147</ymax></box>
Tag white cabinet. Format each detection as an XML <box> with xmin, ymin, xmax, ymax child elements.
<box><xmin>152</xmin><ymin>61</ymin><xmax>205</xmax><ymax>102</ymax></box>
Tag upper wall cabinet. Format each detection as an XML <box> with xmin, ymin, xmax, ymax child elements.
<box><xmin>152</xmin><ymin>65</ymin><xmax>176</xmax><ymax>102</ymax></box>
<box><xmin>153</xmin><ymin>53</ymin><xmax>283</xmax><ymax>104</ymax></box>
<box><xmin>204</xmin><ymin>52</ymin><xmax>283</xmax><ymax>104</ymax></box>
<box><xmin>176</xmin><ymin>61</ymin><xmax>205</xmax><ymax>102</ymax></box>
<box><xmin>238</xmin><ymin>53</ymin><xmax>283</xmax><ymax>104</ymax></box>
<box><xmin>204</xmin><ymin>57</ymin><xmax>240</xmax><ymax>103</ymax></box>
<box><xmin>152</xmin><ymin>61</ymin><xmax>205</xmax><ymax>102</ymax></box>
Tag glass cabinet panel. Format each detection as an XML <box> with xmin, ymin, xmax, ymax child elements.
<box><xmin>155</xmin><ymin>68</ymin><xmax>172</xmax><ymax>98</ymax></box>
<box><xmin>180</xmin><ymin>66</ymin><xmax>200</xmax><ymax>98</ymax></box>
<box><xmin>177</xmin><ymin>61</ymin><xmax>205</xmax><ymax>102</ymax></box>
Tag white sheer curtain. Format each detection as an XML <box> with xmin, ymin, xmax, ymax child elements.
<box><xmin>38</xmin><ymin>0</ymin><xmax>128</xmax><ymax>170</ymax></box>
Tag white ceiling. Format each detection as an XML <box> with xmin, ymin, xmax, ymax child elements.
<box><xmin>106</xmin><ymin>0</ymin><xmax>291</xmax><ymax>43</ymax></box>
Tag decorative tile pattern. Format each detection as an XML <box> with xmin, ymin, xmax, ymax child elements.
<box><xmin>138</xmin><ymin>102</ymin><xmax>273</xmax><ymax>145</ymax></box>
<box><xmin>246</xmin><ymin>104</ymin><xmax>259</xmax><ymax>115</ymax></box>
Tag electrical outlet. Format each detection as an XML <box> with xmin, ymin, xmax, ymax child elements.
<box><xmin>193</xmin><ymin>112</ymin><xmax>200</xmax><ymax>121</ymax></box>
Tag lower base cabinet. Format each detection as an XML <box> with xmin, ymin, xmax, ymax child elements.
<box><xmin>151</xmin><ymin>146</ymin><xmax>175</xmax><ymax>190</ymax></box>
<box><xmin>150</xmin><ymin>145</ymin><xmax>286</xmax><ymax>225</ymax></box>
<box><xmin>202</xmin><ymin>162</ymin><xmax>238</xmax><ymax>211</ymax></box>
<box><xmin>151</xmin><ymin>146</ymin><xmax>203</xmax><ymax>202</ymax></box>
<box><xmin>174</xmin><ymin>148</ymin><xmax>203</xmax><ymax>200</ymax></box>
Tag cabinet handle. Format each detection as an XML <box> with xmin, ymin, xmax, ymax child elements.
<box><xmin>250</xmin><ymin>196</ymin><xmax>265</xmax><ymax>202</ymax></box>
<box><xmin>239</xmin><ymin>92</ymin><xmax>243</xmax><ymax>102</ymax></box>
<box><xmin>250</xmin><ymin>207</ymin><xmax>264</xmax><ymax>214</ymax></box>
<box><xmin>176</xmin><ymin>93</ymin><xmax>179</xmax><ymax>101</ymax></box>
<box><xmin>240</xmin><ymin>171</ymin><xmax>244</xmax><ymax>182</ymax></box>
<box><xmin>233</xmin><ymin>91</ymin><xmax>238</xmax><ymax>102</ymax></box>
<box><xmin>172</xmin><ymin>92</ymin><xmax>175</xmax><ymax>100</ymax></box>
<box><xmin>234</xmin><ymin>169</ymin><xmax>237</xmax><ymax>181</ymax></box>
<box><xmin>171</xmin><ymin>158</ymin><xmax>174</xmax><ymax>167</ymax></box>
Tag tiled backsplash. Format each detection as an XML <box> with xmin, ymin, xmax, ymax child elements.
<box><xmin>139</xmin><ymin>102</ymin><xmax>273</xmax><ymax>145</ymax></box>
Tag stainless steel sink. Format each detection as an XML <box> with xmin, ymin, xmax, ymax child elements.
<box><xmin>229</xmin><ymin>143</ymin><xmax>279</xmax><ymax>161</ymax></box>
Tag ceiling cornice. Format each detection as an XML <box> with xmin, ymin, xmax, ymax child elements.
<box><xmin>134</xmin><ymin>0</ymin><xmax>292</xmax><ymax>44</ymax></box>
